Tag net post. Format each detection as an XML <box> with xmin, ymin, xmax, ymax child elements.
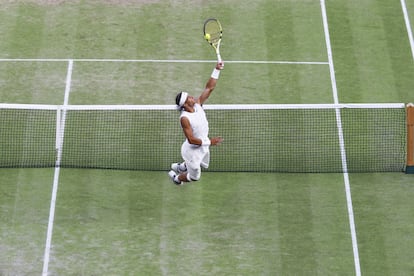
<box><xmin>406</xmin><ymin>103</ymin><xmax>414</xmax><ymax>174</ymax></box>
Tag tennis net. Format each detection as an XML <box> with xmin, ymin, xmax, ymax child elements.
<box><xmin>0</xmin><ymin>103</ymin><xmax>408</xmax><ymax>173</ymax></box>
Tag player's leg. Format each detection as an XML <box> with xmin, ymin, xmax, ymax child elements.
<box><xmin>168</xmin><ymin>142</ymin><xmax>189</xmax><ymax>185</ymax></box>
<box><xmin>168</xmin><ymin>170</ymin><xmax>183</xmax><ymax>185</ymax></box>
<box><xmin>171</xmin><ymin>162</ymin><xmax>187</xmax><ymax>173</ymax></box>
<box><xmin>168</xmin><ymin>160</ymin><xmax>201</xmax><ymax>185</ymax></box>
<box><xmin>168</xmin><ymin>144</ymin><xmax>204</xmax><ymax>185</ymax></box>
<box><xmin>184</xmin><ymin>159</ymin><xmax>202</xmax><ymax>181</ymax></box>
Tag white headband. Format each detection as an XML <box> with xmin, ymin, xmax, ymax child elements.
<box><xmin>179</xmin><ymin>92</ymin><xmax>188</xmax><ymax>107</ymax></box>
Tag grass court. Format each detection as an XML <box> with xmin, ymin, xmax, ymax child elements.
<box><xmin>0</xmin><ymin>0</ymin><xmax>414</xmax><ymax>275</ymax></box>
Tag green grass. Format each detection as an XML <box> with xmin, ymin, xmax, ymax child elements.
<box><xmin>30</xmin><ymin>170</ymin><xmax>356</xmax><ymax>275</ymax></box>
<box><xmin>327</xmin><ymin>0</ymin><xmax>414</xmax><ymax>103</ymax></box>
<box><xmin>0</xmin><ymin>0</ymin><xmax>413</xmax><ymax>275</ymax></box>
<box><xmin>0</xmin><ymin>169</ymin><xmax>53</xmax><ymax>274</ymax></box>
<box><xmin>350</xmin><ymin>173</ymin><xmax>414</xmax><ymax>275</ymax></box>
<box><xmin>0</xmin><ymin>61</ymin><xmax>68</xmax><ymax>104</ymax></box>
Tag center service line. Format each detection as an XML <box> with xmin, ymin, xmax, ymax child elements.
<box><xmin>42</xmin><ymin>59</ymin><xmax>73</xmax><ymax>276</ymax></box>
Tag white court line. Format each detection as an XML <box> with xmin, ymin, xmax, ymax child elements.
<box><xmin>400</xmin><ymin>0</ymin><xmax>414</xmax><ymax>60</ymax></box>
<box><xmin>0</xmin><ymin>58</ymin><xmax>328</xmax><ymax>65</ymax></box>
<box><xmin>320</xmin><ymin>1</ymin><xmax>361</xmax><ymax>276</ymax></box>
<box><xmin>42</xmin><ymin>59</ymin><xmax>73</xmax><ymax>276</ymax></box>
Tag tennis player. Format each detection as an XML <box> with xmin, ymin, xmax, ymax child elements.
<box><xmin>168</xmin><ymin>61</ymin><xmax>224</xmax><ymax>185</ymax></box>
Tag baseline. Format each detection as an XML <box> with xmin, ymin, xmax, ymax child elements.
<box><xmin>0</xmin><ymin>58</ymin><xmax>328</xmax><ymax>65</ymax></box>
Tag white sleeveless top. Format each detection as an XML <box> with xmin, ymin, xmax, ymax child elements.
<box><xmin>180</xmin><ymin>103</ymin><xmax>209</xmax><ymax>143</ymax></box>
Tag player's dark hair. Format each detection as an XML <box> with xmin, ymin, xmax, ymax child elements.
<box><xmin>175</xmin><ymin>92</ymin><xmax>182</xmax><ymax>106</ymax></box>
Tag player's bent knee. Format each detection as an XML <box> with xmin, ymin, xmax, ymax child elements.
<box><xmin>187</xmin><ymin>172</ymin><xmax>201</xmax><ymax>182</ymax></box>
<box><xmin>186</xmin><ymin>161</ymin><xmax>201</xmax><ymax>181</ymax></box>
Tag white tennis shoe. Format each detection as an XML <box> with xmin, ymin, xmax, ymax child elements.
<box><xmin>171</xmin><ymin>162</ymin><xmax>187</xmax><ymax>173</ymax></box>
<box><xmin>168</xmin><ymin>170</ymin><xmax>182</xmax><ymax>185</ymax></box>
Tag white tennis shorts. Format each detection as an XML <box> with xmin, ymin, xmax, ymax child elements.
<box><xmin>181</xmin><ymin>141</ymin><xmax>210</xmax><ymax>181</ymax></box>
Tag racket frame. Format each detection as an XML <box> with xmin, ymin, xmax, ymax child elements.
<box><xmin>203</xmin><ymin>18</ymin><xmax>223</xmax><ymax>62</ymax></box>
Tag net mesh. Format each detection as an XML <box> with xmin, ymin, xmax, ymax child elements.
<box><xmin>0</xmin><ymin>104</ymin><xmax>406</xmax><ymax>172</ymax></box>
<box><xmin>61</xmin><ymin>109</ymin><xmax>178</xmax><ymax>170</ymax></box>
<box><xmin>0</xmin><ymin>108</ymin><xmax>56</xmax><ymax>168</ymax></box>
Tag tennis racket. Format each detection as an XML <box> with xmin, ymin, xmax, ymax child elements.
<box><xmin>203</xmin><ymin>18</ymin><xmax>223</xmax><ymax>62</ymax></box>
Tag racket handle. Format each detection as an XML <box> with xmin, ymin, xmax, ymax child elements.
<box><xmin>216</xmin><ymin>53</ymin><xmax>222</xmax><ymax>63</ymax></box>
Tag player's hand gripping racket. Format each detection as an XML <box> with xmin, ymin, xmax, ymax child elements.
<box><xmin>203</xmin><ymin>18</ymin><xmax>223</xmax><ymax>63</ymax></box>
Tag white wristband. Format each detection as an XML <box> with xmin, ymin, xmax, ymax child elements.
<box><xmin>211</xmin><ymin>68</ymin><xmax>220</xmax><ymax>79</ymax></box>
<box><xmin>201</xmin><ymin>138</ymin><xmax>211</xmax><ymax>146</ymax></box>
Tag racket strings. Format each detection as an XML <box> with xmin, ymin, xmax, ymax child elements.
<box><xmin>204</xmin><ymin>20</ymin><xmax>222</xmax><ymax>44</ymax></box>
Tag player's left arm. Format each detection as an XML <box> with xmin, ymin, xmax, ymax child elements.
<box><xmin>197</xmin><ymin>61</ymin><xmax>224</xmax><ymax>105</ymax></box>
<box><xmin>181</xmin><ymin>116</ymin><xmax>223</xmax><ymax>146</ymax></box>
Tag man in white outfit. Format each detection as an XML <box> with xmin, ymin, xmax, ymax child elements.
<box><xmin>168</xmin><ymin>61</ymin><xmax>224</xmax><ymax>185</ymax></box>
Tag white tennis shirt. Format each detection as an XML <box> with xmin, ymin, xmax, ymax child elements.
<box><xmin>180</xmin><ymin>103</ymin><xmax>209</xmax><ymax>144</ymax></box>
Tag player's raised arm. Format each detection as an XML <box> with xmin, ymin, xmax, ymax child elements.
<box><xmin>198</xmin><ymin>61</ymin><xmax>224</xmax><ymax>105</ymax></box>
